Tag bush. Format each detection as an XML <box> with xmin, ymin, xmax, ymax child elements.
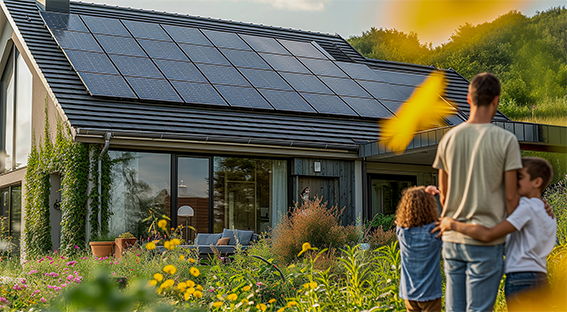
<box><xmin>271</xmin><ymin>197</ymin><xmax>350</xmax><ymax>263</ymax></box>
<box><xmin>367</xmin><ymin>213</ymin><xmax>396</xmax><ymax>231</ymax></box>
<box><xmin>366</xmin><ymin>226</ymin><xmax>397</xmax><ymax>249</ymax></box>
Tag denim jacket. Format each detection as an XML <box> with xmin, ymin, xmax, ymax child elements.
<box><xmin>397</xmin><ymin>222</ymin><xmax>443</xmax><ymax>301</ymax></box>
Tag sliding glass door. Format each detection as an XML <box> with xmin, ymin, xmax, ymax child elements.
<box><xmin>177</xmin><ymin>157</ymin><xmax>210</xmax><ymax>243</ymax></box>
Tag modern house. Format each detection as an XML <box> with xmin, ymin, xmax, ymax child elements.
<box><xmin>0</xmin><ymin>0</ymin><xmax>565</xmax><ymax>253</ymax></box>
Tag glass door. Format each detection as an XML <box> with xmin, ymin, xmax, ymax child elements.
<box><xmin>177</xmin><ymin>157</ymin><xmax>210</xmax><ymax>243</ymax></box>
<box><xmin>369</xmin><ymin>174</ymin><xmax>417</xmax><ymax>217</ymax></box>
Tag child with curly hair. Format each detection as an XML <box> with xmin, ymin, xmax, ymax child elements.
<box><xmin>396</xmin><ymin>186</ymin><xmax>442</xmax><ymax>312</ymax></box>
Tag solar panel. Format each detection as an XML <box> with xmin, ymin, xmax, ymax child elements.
<box><xmin>154</xmin><ymin>59</ymin><xmax>207</xmax><ymax>83</ymax></box>
<box><xmin>64</xmin><ymin>50</ymin><xmax>119</xmax><ymax>75</ymax></box>
<box><xmin>373</xmin><ymin>70</ymin><xmax>428</xmax><ymax>86</ymax></box>
<box><xmin>258</xmin><ymin>89</ymin><xmax>316</xmax><ymax>113</ymax></box>
<box><xmin>110</xmin><ymin>55</ymin><xmax>164</xmax><ymax>79</ymax></box>
<box><xmin>357</xmin><ymin>80</ymin><xmax>407</xmax><ymax>101</ymax></box>
<box><xmin>299</xmin><ymin>58</ymin><xmax>347</xmax><ymax>78</ymax></box>
<box><xmin>202</xmin><ymin>30</ymin><xmax>251</xmax><ymax>50</ymax></box>
<box><xmin>238</xmin><ymin>68</ymin><xmax>292</xmax><ymax>90</ymax></box>
<box><xmin>138</xmin><ymin>39</ymin><xmax>188</xmax><ymax>61</ymax></box>
<box><xmin>95</xmin><ymin>34</ymin><xmax>146</xmax><ymax>57</ymax></box>
<box><xmin>171</xmin><ymin>81</ymin><xmax>227</xmax><ymax>106</ymax></box>
<box><xmin>126</xmin><ymin>77</ymin><xmax>182</xmax><ymax>102</ymax></box>
<box><xmin>81</xmin><ymin>16</ymin><xmax>130</xmax><ymax>36</ymax></box>
<box><xmin>379</xmin><ymin>100</ymin><xmax>404</xmax><ymax>112</ymax></box>
<box><xmin>301</xmin><ymin>93</ymin><xmax>358</xmax><ymax>116</ymax></box>
<box><xmin>220</xmin><ymin>49</ymin><xmax>270</xmax><ymax>70</ymax></box>
<box><xmin>122</xmin><ymin>20</ymin><xmax>171</xmax><ymax>41</ymax></box>
<box><xmin>197</xmin><ymin>64</ymin><xmax>250</xmax><ymax>86</ymax></box>
<box><xmin>340</xmin><ymin>96</ymin><xmax>393</xmax><ymax>118</ymax></box>
<box><xmin>41</xmin><ymin>12</ymin><xmax>89</xmax><ymax>32</ymax></box>
<box><xmin>278</xmin><ymin>39</ymin><xmax>327</xmax><ymax>59</ymax></box>
<box><xmin>391</xmin><ymin>85</ymin><xmax>414</xmax><ymax>100</ymax></box>
<box><xmin>240</xmin><ymin>35</ymin><xmax>290</xmax><ymax>55</ymax></box>
<box><xmin>215</xmin><ymin>85</ymin><xmax>273</xmax><ymax>109</ymax></box>
<box><xmin>162</xmin><ymin>25</ymin><xmax>212</xmax><ymax>46</ymax></box>
<box><xmin>50</xmin><ymin>30</ymin><xmax>102</xmax><ymax>53</ymax></box>
<box><xmin>280</xmin><ymin>73</ymin><xmax>333</xmax><ymax>94</ymax></box>
<box><xmin>320</xmin><ymin>77</ymin><xmax>372</xmax><ymax>97</ymax></box>
<box><xmin>78</xmin><ymin>72</ymin><xmax>137</xmax><ymax>98</ymax></box>
<box><xmin>260</xmin><ymin>53</ymin><xmax>310</xmax><ymax>74</ymax></box>
<box><xmin>336</xmin><ymin>62</ymin><xmax>385</xmax><ymax>81</ymax></box>
<box><xmin>179</xmin><ymin>44</ymin><xmax>230</xmax><ymax>66</ymax></box>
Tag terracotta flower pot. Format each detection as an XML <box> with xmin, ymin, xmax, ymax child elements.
<box><xmin>90</xmin><ymin>241</ymin><xmax>115</xmax><ymax>258</ymax></box>
<box><xmin>114</xmin><ymin>238</ymin><xmax>137</xmax><ymax>258</ymax></box>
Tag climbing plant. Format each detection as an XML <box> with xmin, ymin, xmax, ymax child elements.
<box><xmin>23</xmin><ymin>101</ymin><xmax>111</xmax><ymax>257</ymax></box>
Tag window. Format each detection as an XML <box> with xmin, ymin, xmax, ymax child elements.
<box><xmin>1</xmin><ymin>47</ymin><xmax>32</xmax><ymax>173</ymax></box>
<box><xmin>0</xmin><ymin>185</ymin><xmax>22</xmax><ymax>255</ymax></box>
<box><xmin>369</xmin><ymin>174</ymin><xmax>416</xmax><ymax>217</ymax></box>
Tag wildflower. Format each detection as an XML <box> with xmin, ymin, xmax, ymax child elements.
<box><xmin>74</xmin><ymin>245</ymin><xmax>79</xmax><ymax>249</ymax></box>
<box><xmin>163</xmin><ymin>265</ymin><xmax>177</xmax><ymax>275</ymax></box>
<box><xmin>148</xmin><ymin>280</ymin><xmax>157</xmax><ymax>286</ymax></box>
<box><xmin>159</xmin><ymin>279</ymin><xmax>175</xmax><ymax>289</ymax></box>
<box><xmin>171</xmin><ymin>238</ymin><xmax>181</xmax><ymax>246</ymax></box>
<box><xmin>190</xmin><ymin>267</ymin><xmax>200</xmax><ymax>277</ymax></box>
<box><xmin>186</xmin><ymin>280</ymin><xmax>195</xmax><ymax>288</ymax></box>
<box><xmin>303</xmin><ymin>281</ymin><xmax>317</xmax><ymax>289</ymax></box>
<box><xmin>193</xmin><ymin>290</ymin><xmax>203</xmax><ymax>298</ymax></box>
<box><xmin>154</xmin><ymin>273</ymin><xmax>164</xmax><ymax>281</ymax></box>
<box><xmin>186</xmin><ymin>287</ymin><xmax>195</xmax><ymax>294</ymax></box>
<box><xmin>297</xmin><ymin>242</ymin><xmax>312</xmax><ymax>257</ymax></box>
<box><xmin>227</xmin><ymin>293</ymin><xmax>238</xmax><ymax>301</ymax></box>
<box><xmin>179</xmin><ymin>255</ymin><xmax>185</xmax><ymax>261</ymax></box>
<box><xmin>40</xmin><ymin>297</ymin><xmax>46</xmax><ymax>303</ymax></box>
<box><xmin>183</xmin><ymin>292</ymin><xmax>191</xmax><ymax>301</ymax></box>
<box><xmin>177</xmin><ymin>282</ymin><xmax>187</xmax><ymax>291</ymax></box>
<box><xmin>145</xmin><ymin>242</ymin><xmax>156</xmax><ymax>250</ymax></box>
<box><xmin>158</xmin><ymin>219</ymin><xmax>167</xmax><ymax>230</ymax></box>
<box><xmin>212</xmin><ymin>301</ymin><xmax>223</xmax><ymax>308</ymax></box>
<box><xmin>269</xmin><ymin>299</ymin><xmax>276</xmax><ymax>304</ymax></box>
<box><xmin>287</xmin><ymin>301</ymin><xmax>297</xmax><ymax>307</ymax></box>
<box><xmin>66</xmin><ymin>261</ymin><xmax>77</xmax><ymax>266</ymax></box>
<box><xmin>242</xmin><ymin>285</ymin><xmax>251</xmax><ymax>291</ymax></box>
<box><xmin>257</xmin><ymin>303</ymin><xmax>267</xmax><ymax>311</ymax></box>
<box><xmin>196</xmin><ymin>284</ymin><xmax>203</xmax><ymax>291</ymax></box>
<box><xmin>188</xmin><ymin>258</ymin><xmax>196</xmax><ymax>263</ymax></box>
<box><xmin>277</xmin><ymin>308</ymin><xmax>285</xmax><ymax>312</ymax></box>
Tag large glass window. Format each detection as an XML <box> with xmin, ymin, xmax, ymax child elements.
<box><xmin>109</xmin><ymin>151</ymin><xmax>171</xmax><ymax>238</ymax></box>
<box><xmin>0</xmin><ymin>185</ymin><xmax>21</xmax><ymax>255</ymax></box>
<box><xmin>177</xmin><ymin>157</ymin><xmax>209</xmax><ymax>242</ymax></box>
<box><xmin>15</xmin><ymin>54</ymin><xmax>32</xmax><ymax>169</ymax></box>
<box><xmin>369</xmin><ymin>174</ymin><xmax>416</xmax><ymax>216</ymax></box>
<box><xmin>1</xmin><ymin>52</ymin><xmax>14</xmax><ymax>172</ymax></box>
<box><xmin>213</xmin><ymin>158</ymin><xmax>287</xmax><ymax>234</ymax></box>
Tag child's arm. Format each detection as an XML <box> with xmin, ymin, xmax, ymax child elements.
<box><xmin>437</xmin><ymin>217</ymin><xmax>517</xmax><ymax>242</ymax></box>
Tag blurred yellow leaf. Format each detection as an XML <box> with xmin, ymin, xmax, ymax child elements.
<box><xmin>379</xmin><ymin>70</ymin><xmax>455</xmax><ymax>154</ymax></box>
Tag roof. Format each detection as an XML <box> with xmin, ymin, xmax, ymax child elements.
<box><xmin>2</xmin><ymin>0</ymin><xmax>510</xmax><ymax>152</ymax></box>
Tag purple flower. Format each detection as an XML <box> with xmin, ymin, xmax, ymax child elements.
<box><xmin>66</xmin><ymin>261</ymin><xmax>77</xmax><ymax>266</ymax></box>
<box><xmin>40</xmin><ymin>297</ymin><xmax>46</xmax><ymax>303</ymax></box>
<box><xmin>0</xmin><ymin>297</ymin><xmax>8</xmax><ymax>303</ymax></box>
<box><xmin>74</xmin><ymin>245</ymin><xmax>79</xmax><ymax>249</ymax></box>
<box><xmin>67</xmin><ymin>275</ymin><xmax>73</xmax><ymax>280</ymax></box>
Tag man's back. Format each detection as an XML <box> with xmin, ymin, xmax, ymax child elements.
<box><xmin>433</xmin><ymin>122</ymin><xmax>522</xmax><ymax>245</ymax></box>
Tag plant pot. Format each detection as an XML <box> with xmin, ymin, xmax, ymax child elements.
<box><xmin>90</xmin><ymin>241</ymin><xmax>115</xmax><ymax>258</ymax></box>
<box><xmin>114</xmin><ymin>238</ymin><xmax>137</xmax><ymax>258</ymax></box>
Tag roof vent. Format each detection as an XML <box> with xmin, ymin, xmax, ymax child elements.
<box><xmin>37</xmin><ymin>0</ymin><xmax>69</xmax><ymax>13</ymax></box>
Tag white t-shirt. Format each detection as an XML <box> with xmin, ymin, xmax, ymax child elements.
<box><xmin>505</xmin><ymin>197</ymin><xmax>557</xmax><ymax>274</ymax></box>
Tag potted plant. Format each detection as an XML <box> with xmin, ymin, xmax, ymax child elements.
<box><xmin>115</xmin><ymin>232</ymin><xmax>137</xmax><ymax>258</ymax></box>
<box><xmin>89</xmin><ymin>236</ymin><xmax>115</xmax><ymax>258</ymax></box>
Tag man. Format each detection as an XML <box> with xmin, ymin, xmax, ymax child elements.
<box><xmin>432</xmin><ymin>73</ymin><xmax>522</xmax><ymax>311</ymax></box>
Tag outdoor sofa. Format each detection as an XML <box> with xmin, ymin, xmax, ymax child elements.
<box><xmin>157</xmin><ymin>229</ymin><xmax>258</xmax><ymax>255</ymax></box>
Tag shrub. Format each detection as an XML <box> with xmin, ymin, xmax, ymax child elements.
<box><xmin>367</xmin><ymin>213</ymin><xmax>396</xmax><ymax>231</ymax></box>
<box><xmin>271</xmin><ymin>197</ymin><xmax>348</xmax><ymax>263</ymax></box>
<box><xmin>366</xmin><ymin>226</ymin><xmax>397</xmax><ymax>249</ymax></box>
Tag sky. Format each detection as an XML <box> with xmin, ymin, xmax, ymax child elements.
<box><xmin>86</xmin><ymin>0</ymin><xmax>564</xmax><ymax>46</ymax></box>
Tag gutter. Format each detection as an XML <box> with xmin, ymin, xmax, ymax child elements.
<box><xmin>98</xmin><ymin>132</ymin><xmax>111</xmax><ymax>232</ymax></box>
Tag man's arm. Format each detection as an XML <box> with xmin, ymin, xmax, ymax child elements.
<box><xmin>437</xmin><ymin>217</ymin><xmax>516</xmax><ymax>242</ymax></box>
<box><xmin>438</xmin><ymin>169</ymin><xmax>448</xmax><ymax>207</ymax></box>
<box><xmin>504</xmin><ymin>170</ymin><xmax>519</xmax><ymax>216</ymax></box>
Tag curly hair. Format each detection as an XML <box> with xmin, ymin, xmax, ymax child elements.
<box><xmin>395</xmin><ymin>186</ymin><xmax>438</xmax><ymax>228</ymax></box>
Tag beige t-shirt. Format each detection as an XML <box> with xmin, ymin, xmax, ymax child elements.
<box><xmin>433</xmin><ymin>123</ymin><xmax>522</xmax><ymax>245</ymax></box>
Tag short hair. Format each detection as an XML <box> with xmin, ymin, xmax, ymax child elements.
<box><xmin>395</xmin><ymin>186</ymin><xmax>438</xmax><ymax>228</ymax></box>
<box><xmin>522</xmin><ymin>157</ymin><xmax>553</xmax><ymax>194</ymax></box>
<box><xmin>469</xmin><ymin>73</ymin><xmax>501</xmax><ymax>107</ymax></box>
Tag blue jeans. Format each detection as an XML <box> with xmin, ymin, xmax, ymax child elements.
<box><xmin>504</xmin><ymin>272</ymin><xmax>548</xmax><ymax>299</ymax></box>
<box><xmin>443</xmin><ymin>242</ymin><xmax>504</xmax><ymax>312</ymax></box>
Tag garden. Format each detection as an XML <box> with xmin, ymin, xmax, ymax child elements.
<box><xmin>0</xmin><ymin>180</ymin><xmax>565</xmax><ymax>312</ymax></box>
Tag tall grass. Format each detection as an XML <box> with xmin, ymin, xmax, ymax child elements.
<box><xmin>498</xmin><ymin>97</ymin><xmax>567</xmax><ymax>126</ymax></box>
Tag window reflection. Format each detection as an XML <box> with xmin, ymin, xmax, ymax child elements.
<box><xmin>15</xmin><ymin>54</ymin><xmax>32</xmax><ymax>169</ymax></box>
<box><xmin>177</xmin><ymin>157</ymin><xmax>209</xmax><ymax>242</ymax></box>
<box><xmin>1</xmin><ymin>52</ymin><xmax>14</xmax><ymax>172</ymax></box>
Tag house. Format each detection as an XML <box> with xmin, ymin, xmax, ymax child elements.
<box><xmin>0</xmin><ymin>0</ymin><xmax>565</xmax><ymax>254</ymax></box>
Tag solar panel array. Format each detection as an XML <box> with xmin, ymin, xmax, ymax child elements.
<box><xmin>40</xmin><ymin>11</ymin><xmax>456</xmax><ymax>121</ymax></box>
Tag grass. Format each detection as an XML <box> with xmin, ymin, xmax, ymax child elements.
<box><xmin>498</xmin><ymin>97</ymin><xmax>567</xmax><ymax>126</ymax></box>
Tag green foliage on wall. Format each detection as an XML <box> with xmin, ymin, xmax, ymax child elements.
<box><xmin>24</xmin><ymin>102</ymin><xmax>111</xmax><ymax>257</ymax></box>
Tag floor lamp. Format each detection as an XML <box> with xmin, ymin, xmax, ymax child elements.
<box><xmin>177</xmin><ymin>205</ymin><xmax>194</xmax><ymax>244</ymax></box>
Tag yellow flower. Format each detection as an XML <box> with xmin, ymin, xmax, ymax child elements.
<box><xmin>287</xmin><ymin>301</ymin><xmax>297</xmax><ymax>307</ymax></box>
<box><xmin>171</xmin><ymin>238</ymin><xmax>181</xmax><ymax>245</ymax></box>
<box><xmin>303</xmin><ymin>281</ymin><xmax>317</xmax><ymax>289</ymax></box>
<box><xmin>193</xmin><ymin>290</ymin><xmax>203</xmax><ymax>298</ymax></box>
<box><xmin>186</xmin><ymin>287</ymin><xmax>195</xmax><ymax>294</ymax></box>
<box><xmin>160</xmin><ymin>279</ymin><xmax>175</xmax><ymax>289</ymax></box>
<box><xmin>148</xmin><ymin>279</ymin><xmax>157</xmax><ymax>286</ymax></box>
<box><xmin>164</xmin><ymin>241</ymin><xmax>176</xmax><ymax>250</ymax></box>
<box><xmin>213</xmin><ymin>301</ymin><xmax>224</xmax><ymax>308</ymax></box>
<box><xmin>190</xmin><ymin>267</ymin><xmax>200</xmax><ymax>277</ymax></box>
<box><xmin>188</xmin><ymin>258</ymin><xmax>196</xmax><ymax>263</ymax></box>
<box><xmin>158</xmin><ymin>219</ymin><xmax>167</xmax><ymax>229</ymax></box>
<box><xmin>186</xmin><ymin>280</ymin><xmax>195</xmax><ymax>288</ymax></box>
<box><xmin>297</xmin><ymin>242</ymin><xmax>312</xmax><ymax>257</ymax></box>
<box><xmin>145</xmin><ymin>242</ymin><xmax>156</xmax><ymax>250</ymax></box>
<box><xmin>179</xmin><ymin>255</ymin><xmax>185</xmax><ymax>261</ymax></box>
<box><xmin>196</xmin><ymin>284</ymin><xmax>203</xmax><ymax>291</ymax></box>
<box><xmin>257</xmin><ymin>303</ymin><xmax>267</xmax><ymax>311</ymax></box>
<box><xmin>163</xmin><ymin>265</ymin><xmax>177</xmax><ymax>275</ymax></box>
<box><xmin>153</xmin><ymin>273</ymin><xmax>164</xmax><ymax>282</ymax></box>
<box><xmin>227</xmin><ymin>293</ymin><xmax>238</xmax><ymax>301</ymax></box>
<box><xmin>177</xmin><ymin>282</ymin><xmax>187</xmax><ymax>291</ymax></box>
<box><xmin>269</xmin><ymin>299</ymin><xmax>276</xmax><ymax>304</ymax></box>
<box><xmin>277</xmin><ymin>308</ymin><xmax>286</xmax><ymax>312</ymax></box>
<box><xmin>216</xmin><ymin>294</ymin><xmax>224</xmax><ymax>300</ymax></box>
<box><xmin>184</xmin><ymin>292</ymin><xmax>191</xmax><ymax>301</ymax></box>
<box><xmin>242</xmin><ymin>285</ymin><xmax>251</xmax><ymax>291</ymax></box>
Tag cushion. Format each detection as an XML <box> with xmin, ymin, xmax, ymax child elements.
<box><xmin>195</xmin><ymin>233</ymin><xmax>222</xmax><ymax>245</ymax></box>
<box><xmin>221</xmin><ymin>229</ymin><xmax>255</xmax><ymax>245</ymax></box>
<box><xmin>216</xmin><ymin>237</ymin><xmax>230</xmax><ymax>245</ymax></box>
